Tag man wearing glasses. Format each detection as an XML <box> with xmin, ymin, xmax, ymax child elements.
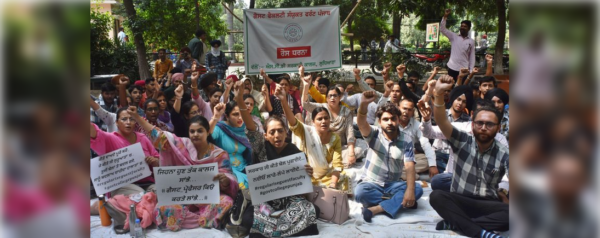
<box><xmin>425</xmin><ymin>75</ymin><xmax>509</xmax><ymax>238</ymax></box>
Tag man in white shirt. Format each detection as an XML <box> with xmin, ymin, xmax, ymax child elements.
<box><xmin>117</xmin><ymin>27</ymin><xmax>126</xmax><ymax>43</ymax></box>
<box><xmin>397</xmin><ymin>99</ymin><xmax>438</xmax><ymax>179</ymax></box>
<box><xmin>440</xmin><ymin>9</ymin><xmax>475</xmax><ymax>81</ymax></box>
<box><xmin>384</xmin><ymin>35</ymin><xmax>401</xmax><ymax>54</ymax></box>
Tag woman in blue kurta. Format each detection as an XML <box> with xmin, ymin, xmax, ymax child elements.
<box><xmin>211</xmin><ymin>100</ymin><xmax>253</xmax><ymax>190</ymax></box>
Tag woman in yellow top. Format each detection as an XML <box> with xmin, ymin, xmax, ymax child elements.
<box><xmin>275</xmin><ymin>81</ymin><xmax>351</xmax><ymax>193</ymax></box>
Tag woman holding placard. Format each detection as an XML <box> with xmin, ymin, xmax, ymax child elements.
<box><xmin>236</xmin><ymin>81</ymin><xmax>319</xmax><ymax>237</ymax></box>
<box><xmin>278</xmin><ymin>82</ymin><xmax>351</xmax><ymax>193</ymax></box>
<box><xmin>129</xmin><ymin>105</ymin><xmax>237</xmax><ymax>231</ymax></box>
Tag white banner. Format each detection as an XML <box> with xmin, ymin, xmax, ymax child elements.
<box><xmin>244</xmin><ymin>6</ymin><xmax>342</xmax><ymax>74</ymax></box>
<box><xmin>90</xmin><ymin>143</ymin><xmax>152</xmax><ymax>195</ymax></box>
<box><xmin>153</xmin><ymin>163</ymin><xmax>220</xmax><ymax>206</ymax></box>
<box><xmin>246</xmin><ymin>153</ymin><xmax>313</xmax><ymax>205</ymax></box>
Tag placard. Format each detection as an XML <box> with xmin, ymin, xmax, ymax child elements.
<box><xmin>244</xmin><ymin>6</ymin><xmax>342</xmax><ymax>74</ymax></box>
<box><xmin>154</xmin><ymin>163</ymin><xmax>220</xmax><ymax>206</ymax></box>
<box><xmin>90</xmin><ymin>143</ymin><xmax>151</xmax><ymax>195</ymax></box>
<box><xmin>427</xmin><ymin>23</ymin><xmax>440</xmax><ymax>42</ymax></box>
<box><xmin>246</xmin><ymin>153</ymin><xmax>313</xmax><ymax>205</ymax></box>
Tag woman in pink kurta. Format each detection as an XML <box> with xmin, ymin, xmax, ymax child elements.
<box><xmin>128</xmin><ymin>105</ymin><xmax>237</xmax><ymax>231</ymax></box>
<box><xmin>90</xmin><ymin>107</ymin><xmax>159</xmax><ymax>184</ymax></box>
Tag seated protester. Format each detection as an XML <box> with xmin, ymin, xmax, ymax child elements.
<box><xmin>243</xmin><ymin>94</ymin><xmax>265</xmax><ymax>134</ymax></box>
<box><xmin>377</xmin><ymin>82</ymin><xmax>404</xmax><ymax>109</ymax></box>
<box><xmin>298</xmin><ymin>65</ymin><xmax>351</xmax><ymax>108</ymax></box>
<box><xmin>156</xmin><ymin>92</ymin><xmax>174</xmax><ymax>132</ymax></box>
<box><xmin>133</xmin><ymin>99</ymin><xmax>170</xmax><ymax>133</ymax></box>
<box><xmin>300</xmin><ymin>74</ymin><xmax>362</xmax><ymax>167</ymax></box>
<box><xmin>279</xmin><ymin>84</ymin><xmax>351</xmax><ymax>193</ymax></box>
<box><xmin>176</xmin><ymin>46</ymin><xmax>201</xmax><ymax>78</ymax></box>
<box><xmin>208</xmin><ymin>87</ymin><xmax>224</xmax><ymax>112</ymax></box>
<box><xmin>199</xmin><ymin>72</ymin><xmax>220</xmax><ymax>102</ymax></box>
<box><xmin>117</xmin><ymin>83</ymin><xmax>145</xmax><ymax>117</ymax></box>
<box><xmin>164</xmin><ymin>85</ymin><xmax>193</xmax><ymax>137</ymax></box>
<box><xmin>205</xmin><ymin>40</ymin><xmax>229</xmax><ymax>80</ymax></box>
<box><xmin>139</xmin><ymin>77</ymin><xmax>160</xmax><ymax>107</ymax></box>
<box><xmin>261</xmin><ymin>69</ymin><xmax>303</xmax><ymax>111</ymax></box>
<box><xmin>90</xmin><ymin>97</ymin><xmax>118</xmax><ymax>133</ymax></box>
<box><xmin>241</xmin><ymin>76</ymin><xmax>268</xmax><ymax>112</ymax></box>
<box><xmin>131</xmin><ymin>108</ymin><xmax>237</xmax><ymax>231</ymax></box>
<box><xmin>236</xmin><ymin>90</ymin><xmax>319</xmax><ymax>238</ymax></box>
<box><xmin>91</xmin><ymin>83</ymin><xmax>118</xmax><ymax>131</ymax></box>
<box><xmin>210</xmin><ymin>100</ymin><xmax>254</xmax><ymax>190</ymax></box>
<box><xmin>161</xmin><ymin>67</ymin><xmax>183</xmax><ymax>90</ymax></box>
<box><xmin>484</xmin><ymin>88</ymin><xmax>509</xmax><ymax>140</ymax></box>
<box><xmin>354</xmin><ymin>92</ymin><xmax>423</xmax><ymax>223</ymax></box>
<box><xmin>268</xmin><ymin>76</ymin><xmax>302</xmax><ymax>138</ymax></box>
<box><xmin>342</xmin><ymin>72</ymin><xmax>380</xmax><ymax>125</ymax></box>
<box><xmin>406</xmin><ymin>70</ymin><xmax>425</xmax><ymax>96</ymax></box>
<box><xmin>153</xmin><ymin>48</ymin><xmax>174</xmax><ymax>84</ymax></box>
<box><xmin>396</xmin><ymin>99</ymin><xmax>438</xmax><ymax>179</ymax></box>
<box><xmin>478</xmin><ymin>76</ymin><xmax>496</xmax><ymax>99</ymax></box>
<box><xmin>420</xmin><ymin>99</ymin><xmax>508</xmax><ymax>192</ymax></box>
<box><xmin>90</xmin><ymin>107</ymin><xmax>158</xmax><ymax>187</ymax></box>
<box><xmin>426</xmin><ymin>85</ymin><xmax>473</xmax><ymax>173</ymax></box>
<box><xmin>428</xmin><ymin>75</ymin><xmax>509</xmax><ymax>238</ymax></box>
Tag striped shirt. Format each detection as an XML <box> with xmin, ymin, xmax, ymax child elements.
<box><xmin>360</xmin><ymin>126</ymin><xmax>415</xmax><ymax>186</ymax></box>
<box><xmin>447</xmin><ymin>126</ymin><xmax>509</xmax><ymax>200</ymax></box>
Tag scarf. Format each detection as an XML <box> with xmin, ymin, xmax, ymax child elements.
<box><xmin>250</xmin><ymin>105</ymin><xmax>264</xmax><ymax>124</ymax></box>
<box><xmin>216</xmin><ymin>122</ymin><xmax>253</xmax><ymax>166</ymax></box>
<box><xmin>291</xmin><ymin>123</ymin><xmax>329</xmax><ymax>178</ymax></box>
<box><xmin>328</xmin><ymin>104</ymin><xmax>351</xmax><ymax>135</ymax></box>
<box><xmin>211</xmin><ymin>47</ymin><xmax>220</xmax><ymax>57</ymax></box>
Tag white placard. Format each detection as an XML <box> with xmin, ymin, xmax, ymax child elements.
<box><xmin>246</xmin><ymin>153</ymin><xmax>313</xmax><ymax>205</ymax></box>
<box><xmin>153</xmin><ymin>163</ymin><xmax>220</xmax><ymax>206</ymax></box>
<box><xmin>244</xmin><ymin>6</ymin><xmax>342</xmax><ymax>74</ymax></box>
<box><xmin>90</xmin><ymin>143</ymin><xmax>152</xmax><ymax>195</ymax></box>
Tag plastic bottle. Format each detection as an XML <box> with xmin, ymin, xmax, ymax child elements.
<box><xmin>133</xmin><ymin>219</ymin><xmax>145</xmax><ymax>238</ymax></box>
<box><xmin>129</xmin><ymin>204</ymin><xmax>137</xmax><ymax>236</ymax></box>
<box><xmin>98</xmin><ymin>195</ymin><xmax>112</xmax><ymax>226</ymax></box>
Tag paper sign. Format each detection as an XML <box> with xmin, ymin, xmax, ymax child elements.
<box><xmin>246</xmin><ymin>153</ymin><xmax>313</xmax><ymax>205</ymax></box>
<box><xmin>90</xmin><ymin>143</ymin><xmax>152</xmax><ymax>195</ymax></box>
<box><xmin>153</xmin><ymin>163</ymin><xmax>220</xmax><ymax>206</ymax></box>
<box><xmin>426</xmin><ymin>23</ymin><xmax>440</xmax><ymax>42</ymax></box>
<box><xmin>244</xmin><ymin>6</ymin><xmax>342</xmax><ymax>74</ymax></box>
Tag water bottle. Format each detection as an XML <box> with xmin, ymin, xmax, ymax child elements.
<box><xmin>129</xmin><ymin>204</ymin><xmax>137</xmax><ymax>236</ymax></box>
<box><xmin>133</xmin><ymin>219</ymin><xmax>145</xmax><ymax>238</ymax></box>
<box><xmin>98</xmin><ymin>195</ymin><xmax>112</xmax><ymax>226</ymax></box>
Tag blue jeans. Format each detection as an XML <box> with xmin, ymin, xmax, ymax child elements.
<box><xmin>354</xmin><ymin>181</ymin><xmax>423</xmax><ymax>218</ymax></box>
<box><xmin>430</xmin><ymin>173</ymin><xmax>452</xmax><ymax>192</ymax></box>
<box><xmin>435</xmin><ymin>151</ymin><xmax>449</xmax><ymax>173</ymax></box>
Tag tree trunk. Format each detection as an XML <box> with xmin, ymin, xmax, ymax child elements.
<box><xmin>392</xmin><ymin>11</ymin><xmax>400</xmax><ymax>38</ymax></box>
<box><xmin>227</xmin><ymin>2</ymin><xmax>235</xmax><ymax>62</ymax></box>
<box><xmin>494</xmin><ymin>0</ymin><xmax>506</xmax><ymax>74</ymax></box>
<box><xmin>398</xmin><ymin>14</ymin><xmax>403</xmax><ymax>46</ymax></box>
<box><xmin>122</xmin><ymin>0</ymin><xmax>151</xmax><ymax>80</ymax></box>
<box><xmin>195</xmin><ymin>0</ymin><xmax>200</xmax><ymax>31</ymax></box>
<box><xmin>249</xmin><ymin>0</ymin><xmax>255</xmax><ymax>8</ymax></box>
<box><xmin>349</xmin><ymin>0</ymin><xmax>357</xmax><ymax>55</ymax></box>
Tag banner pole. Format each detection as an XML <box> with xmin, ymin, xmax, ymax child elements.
<box><xmin>340</xmin><ymin>0</ymin><xmax>362</xmax><ymax>28</ymax></box>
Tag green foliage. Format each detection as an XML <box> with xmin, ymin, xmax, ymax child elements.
<box><xmin>91</xmin><ymin>8</ymin><xmax>141</xmax><ymax>78</ymax></box>
<box><xmin>113</xmin><ymin>0</ymin><xmax>229</xmax><ymax>51</ymax></box>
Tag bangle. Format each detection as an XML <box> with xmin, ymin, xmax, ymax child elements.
<box><xmin>433</xmin><ymin>102</ymin><xmax>445</xmax><ymax>108</ymax></box>
<box><xmin>358</xmin><ymin>110</ymin><xmax>367</xmax><ymax>116</ymax></box>
<box><xmin>239</xmin><ymin>107</ymin><xmax>248</xmax><ymax>111</ymax></box>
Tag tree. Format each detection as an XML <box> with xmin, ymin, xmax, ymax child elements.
<box><xmin>122</xmin><ymin>0</ymin><xmax>151</xmax><ymax>80</ymax></box>
<box><xmin>493</xmin><ymin>0</ymin><xmax>507</xmax><ymax>74</ymax></box>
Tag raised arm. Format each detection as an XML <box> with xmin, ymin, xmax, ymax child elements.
<box><xmin>173</xmin><ymin>85</ymin><xmax>184</xmax><ymax>114</ymax></box>
<box><xmin>236</xmin><ymin>80</ymin><xmax>257</xmax><ymax>132</ymax></box>
<box><xmin>221</xmin><ymin>78</ymin><xmax>234</xmax><ymax>104</ymax></box>
<box><xmin>464</xmin><ymin>67</ymin><xmax>479</xmax><ymax>86</ymax></box>
<box><xmin>422</xmin><ymin>66</ymin><xmax>440</xmax><ymax>91</ymax></box>
<box><xmin>456</xmin><ymin>68</ymin><xmax>469</xmax><ymax>86</ymax></box>
<box><xmin>485</xmin><ymin>54</ymin><xmax>493</xmax><ymax>76</ymax></box>
<box><xmin>260</xmin><ymin>68</ymin><xmax>273</xmax><ymax>85</ymax></box>
<box><xmin>260</xmin><ymin>84</ymin><xmax>273</xmax><ymax>112</ymax></box>
<box><xmin>277</xmin><ymin>84</ymin><xmax>297</xmax><ymax>127</ymax></box>
<box><xmin>357</xmin><ymin>91</ymin><xmax>376</xmax><ymax>137</ymax></box>
<box><xmin>432</xmin><ymin>75</ymin><xmax>456</xmax><ymax>138</ymax></box>
<box><xmin>129</xmin><ymin>106</ymin><xmax>155</xmax><ymax>133</ymax></box>
<box><xmin>117</xmin><ymin>81</ymin><xmax>129</xmax><ymax>108</ymax></box>
<box><xmin>190</xmin><ymin>64</ymin><xmax>201</xmax><ymax>98</ymax></box>
<box><xmin>440</xmin><ymin>9</ymin><xmax>454</xmax><ymax>40</ymax></box>
<box><xmin>396</xmin><ymin>64</ymin><xmax>420</xmax><ymax>103</ymax></box>
<box><xmin>209</xmin><ymin>103</ymin><xmax>225</xmax><ymax>134</ymax></box>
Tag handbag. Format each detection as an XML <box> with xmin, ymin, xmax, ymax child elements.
<box><xmin>309</xmin><ymin>186</ymin><xmax>349</xmax><ymax>225</ymax></box>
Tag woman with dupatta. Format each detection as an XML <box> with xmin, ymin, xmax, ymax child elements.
<box><xmin>128</xmin><ymin>105</ymin><xmax>237</xmax><ymax>231</ymax></box>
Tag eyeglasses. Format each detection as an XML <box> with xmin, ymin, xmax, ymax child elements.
<box><xmin>328</xmin><ymin>94</ymin><xmax>339</xmax><ymax>98</ymax></box>
<box><xmin>119</xmin><ymin>117</ymin><xmax>134</xmax><ymax>123</ymax></box>
<box><xmin>473</xmin><ymin>121</ymin><xmax>498</xmax><ymax>129</ymax></box>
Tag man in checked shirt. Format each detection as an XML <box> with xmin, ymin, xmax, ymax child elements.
<box><xmin>426</xmin><ymin>75</ymin><xmax>509</xmax><ymax>238</ymax></box>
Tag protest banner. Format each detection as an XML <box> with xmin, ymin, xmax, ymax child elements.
<box><xmin>90</xmin><ymin>143</ymin><xmax>151</xmax><ymax>195</ymax></box>
<box><xmin>246</xmin><ymin>153</ymin><xmax>313</xmax><ymax>205</ymax></box>
<box><xmin>427</xmin><ymin>23</ymin><xmax>440</xmax><ymax>42</ymax></box>
<box><xmin>243</xmin><ymin>6</ymin><xmax>341</xmax><ymax>74</ymax></box>
<box><xmin>153</xmin><ymin>163</ymin><xmax>220</xmax><ymax>206</ymax></box>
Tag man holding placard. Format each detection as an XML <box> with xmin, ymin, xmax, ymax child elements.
<box><xmin>354</xmin><ymin>91</ymin><xmax>424</xmax><ymax>223</ymax></box>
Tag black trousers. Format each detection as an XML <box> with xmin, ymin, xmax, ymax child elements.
<box><xmin>429</xmin><ymin>190</ymin><xmax>509</xmax><ymax>237</ymax></box>
<box><xmin>447</xmin><ymin>67</ymin><xmax>459</xmax><ymax>82</ymax></box>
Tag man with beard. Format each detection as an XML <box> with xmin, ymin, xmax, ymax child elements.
<box><xmin>441</xmin><ymin>8</ymin><xmax>475</xmax><ymax>81</ymax></box>
<box><xmin>354</xmin><ymin>91</ymin><xmax>423</xmax><ymax>223</ymax></box>
<box><xmin>428</xmin><ymin>75</ymin><xmax>509</xmax><ymax>238</ymax></box>
<box><xmin>91</xmin><ymin>83</ymin><xmax>118</xmax><ymax>131</ymax></box>
<box><xmin>396</xmin><ymin>99</ymin><xmax>438</xmax><ymax>179</ymax></box>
